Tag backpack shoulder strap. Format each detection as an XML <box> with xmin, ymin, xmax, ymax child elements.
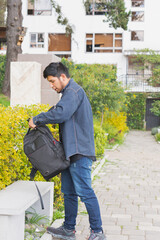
<box><xmin>30</xmin><ymin>167</ymin><xmax>44</xmax><ymax>210</ymax></box>
<box><xmin>30</xmin><ymin>167</ymin><xmax>37</xmax><ymax>180</ymax></box>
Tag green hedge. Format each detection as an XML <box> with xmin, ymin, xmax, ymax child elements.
<box><xmin>0</xmin><ymin>104</ymin><xmax>107</xmax><ymax>188</ymax></box>
<box><xmin>126</xmin><ymin>93</ymin><xmax>146</xmax><ymax>129</ymax></box>
<box><xmin>61</xmin><ymin>58</ymin><xmax>126</xmax><ymax>117</ymax></box>
<box><xmin>0</xmin><ymin>104</ymin><xmax>65</xmax><ymax>210</ymax></box>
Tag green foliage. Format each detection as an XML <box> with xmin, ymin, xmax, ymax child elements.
<box><xmin>93</xmin><ymin>111</ymin><xmax>128</xmax><ymax>155</ymax></box>
<box><xmin>151</xmin><ymin>100</ymin><xmax>160</xmax><ymax>117</ymax></box>
<box><xmin>62</xmin><ymin>58</ymin><xmax>128</xmax><ymax>151</ymax></box>
<box><xmin>132</xmin><ymin>49</ymin><xmax>160</xmax><ymax>86</ymax></box>
<box><xmin>52</xmin><ymin>210</ymin><xmax>64</xmax><ymax>222</ymax></box>
<box><xmin>93</xmin><ymin>121</ymin><xmax>107</xmax><ymax>157</ymax></box>
<box><xmin>0</xmin><ymin>93</ymin><xmax>10</xmax><ymax>106</ymax></box>
<box><xmin>103</xmin><ymin>0</ymin><xmax>131</xmax><ymax>30</ymax></box>
<box><xmin>151</xmin><ymin>68</ymin><xmax>160</xmax><ymax>87</ymax></box>
<box><xmin>28</xmin><ymin>0</ymin><xmax>73</xmax><ymax>35</ymax></box>
<box><xmin>126</xmin><ymin>93</ymin><xmax>146</xmax><ymax>129</ymax></box>
<box><xmin>101</xmin><ymin>111</ymin><xmax>128</xmax><ymax>145</ymax></box>
<box><xmin>0</xmin><ymin>104</ymin><xmax>64</xmax><ymax>210</ymax></box>
<box><xmin>155</xmin><ymin>133</ymin><xmax>160</xmax><ymax>142</ymax></box>
<box><xmin>133</xmin><ymin>49</ymin><xmax>160</xmax><ymax>66</ymax></box>
<box><xmin>0</xmin><ymin>55</ymin><xmax>6</xmax><ymax>92</ymax></box>
<box><xmin>61</xmin><ymin>58</ymin><xmax>126</xmax><ymax>121</ymax></box>
<box><xmin>0</xmin><ymin>103</ymin><xmax>110</xmax><ymax>208</ymax></box>
<box><xmin>84</xmin><ymin>0</ymin><xmax>130</xmax><ymax>30</ymax></box>
<box><xmin>50</xmin><ymin>0</ymin><xmax>73</xmax><ymax>35</ymax></box>
<box><xmin>25</xmin><ymin>209</ymin><xmax>49</xmax><ymax>225</ymax></box>
<box><xmin>25</xmin><ymin>209</ymin><xmax>49</xmax><ymax>239</ymax></box>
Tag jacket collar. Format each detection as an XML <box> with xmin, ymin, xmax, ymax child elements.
<box><xmin>61</xmin><ymin>78</ymin><xmax>74</xmax><ymax>94</ymax></box>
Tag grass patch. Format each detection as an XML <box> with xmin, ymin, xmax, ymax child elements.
<box><xmin>52</xmin><ymin>210</ymin><xmax>64</xmax><ymax>222</ymax></box>
<box><xmin>25</xmin><ymin>209</ymin><xmax>49</xmax><ymax>240</ymax></box>
<box><xmin>79</xmin><ymin>211</ymin><xmax>88</xmax><ymax>215</ymax></box>
<box><xmin>0</xmin><ymin>94</ymin><xmax>10</xmax><ymax>107</ymax></box>
<box><xmin>93</xmin><ymin>175</ymin><xmax>100</xmax><ymax>181</ymax></box>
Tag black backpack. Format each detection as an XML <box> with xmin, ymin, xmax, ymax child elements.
<box><xmin>23</xmin><ymin>125</ymin><xmax>70</xmax><ymax>181</ymax></box>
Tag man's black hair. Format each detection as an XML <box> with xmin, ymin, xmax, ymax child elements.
<box><xmin>43</xmin><ymin>62</ymin><xmax>70</xmax><ymax>78</ymax></box>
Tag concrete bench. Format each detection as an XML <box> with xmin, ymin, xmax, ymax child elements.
<box><xmin>0</xmin><ymin>180</ymin><xmax>54</xmax><ymax>240</ymax></box>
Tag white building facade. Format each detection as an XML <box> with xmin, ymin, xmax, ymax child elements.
<box><xmin>20</xmin><ymin>0</ymin><xmax>160</xmax><ymax>80</ymax></box>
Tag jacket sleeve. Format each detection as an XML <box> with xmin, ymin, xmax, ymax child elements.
<box><xmin>33</xmin><ymin>88</ymin><xmax>81</xmax><ymax>125</ymax></box>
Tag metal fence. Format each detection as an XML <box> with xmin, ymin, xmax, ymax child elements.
<box><xmin>118</xmin><ymin>74</ymin><xmax>160</xmax><ymax>92</ymax></box>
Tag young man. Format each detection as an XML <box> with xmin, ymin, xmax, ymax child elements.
<box><xmin>29</xmin><ymin>62</ymin><xmax>106</xmax><ymax>240</ymax></box>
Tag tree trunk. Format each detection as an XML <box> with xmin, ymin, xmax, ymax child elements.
<box><xmin>2</xmin><ymin>0</ymin><xmax>23</xmax><ymax>97</ymax></box>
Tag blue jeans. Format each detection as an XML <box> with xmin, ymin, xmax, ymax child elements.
<box><xmin>61</xmin><ymin>157</ymin><xmax>102</xmax><ymax>232</ymax></box>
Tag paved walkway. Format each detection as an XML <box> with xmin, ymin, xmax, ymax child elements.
<box><xmin>44</xmin><ymin>130</ymin><xmax>160</xmax><ymax>240</ymax></box>
<box><xmin>76</xmin><ymin>130</ymin><xmax>160</xmax><ymax>240</ymax></box>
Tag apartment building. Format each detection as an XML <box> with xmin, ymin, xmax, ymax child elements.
<box><xmin>2</xmin><ymin>0</ymin><xmax>160</xmax><ymax>89</ymax></box>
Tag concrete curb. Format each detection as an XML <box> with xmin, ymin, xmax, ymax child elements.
<box><xmin>91</xmin><ymin>152</ymin><xmax>109</xmax><ymax>180</ymax></box>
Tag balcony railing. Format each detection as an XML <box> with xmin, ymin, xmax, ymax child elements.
<box><xmin>118</xmin><ymin>74</ymin><xmax>160</xmax><ymax>92</ymax></box>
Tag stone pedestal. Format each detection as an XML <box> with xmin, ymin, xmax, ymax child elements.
<box><xmin>18</xmin><ymin>54</ymin><xmax>61</xmax><ymax>106</ymax></box>
<box><xmin>10</xmin><ymin>62</ymin><xmax>41</xmax><ymax>106</ymax></box>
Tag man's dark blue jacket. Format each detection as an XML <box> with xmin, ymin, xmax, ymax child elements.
<box><xmin>33</xmin><ymin>78</ymin><xmax>96</xmax><ymax>160</ymax></box>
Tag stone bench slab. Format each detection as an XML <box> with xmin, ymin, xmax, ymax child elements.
<box><xmin>0</xmin><ymin>180</ymin><xmax>54</xmax><ymax>240</ymax></box>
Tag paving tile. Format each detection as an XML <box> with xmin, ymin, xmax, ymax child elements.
<box><xmin>107</xmin><ymin>235</ymin><xmax>129</xmax><ymax>240</ymax></box>
<box><xmin>122</xmin><ymin>230</ymin><xmax>145</xmax><ymax>236</ymax></box>
<box><xmin>129</xmin><ymin>236</ymin><xmax>145</xmax><ymax>240</ymax></box>
<box><xmin>139</xmin><ymin>225</ymin><xmax>160</xmax><ymax>231</ymax></box>
<box><xmin>111</xmin><ymin>214</ymin><xmax>132</xmax><ymax>219</ymax></box>
<box><xmin>146</xmin><ymin>232</ymin><xmax>160</xmax><ymax>240</ymax></box>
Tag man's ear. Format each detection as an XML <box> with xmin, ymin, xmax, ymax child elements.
<box><xmin>59</xmin><ymin>74</ymin><xmax>66</xmax><ymax>82</ymax></box>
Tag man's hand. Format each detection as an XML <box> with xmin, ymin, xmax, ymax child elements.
<box><xmin>29</xmin><ymin>118</ymin><xmax>37</xmax><ymax>129</ymax></box>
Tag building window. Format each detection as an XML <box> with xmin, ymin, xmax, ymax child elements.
<box><xmin>28</xmin><ymin>0</ymin><xmax>52</xmax><ymax>15</ymax></box>
<box><xmin>131</xmin><ymin>11</ymin><xmax>144</xmax><ymax>21</ymax></box>
<box><xmin>30</xmin><ymin>33</ymin><xmax>44</xmax><ymax>48</ymax></box>
<box><xmin>131</xmin><ymin>0</ymin><xmax>144</xmax><ymax>7</ymax></box>
<box><xmin>48</xmin><ymin>34</ymin><xmax>71</xmax><ymax>52</ymax></box>
<box><xmin>86</xmin><ymin>0</ymin><xmax>107</xmax><ymax>15</ymax></box>
<box><xmin>86</xmin><ymin>33</ymin><xmax>123</xmax><ymax>53</ymax></box>
<box><xmin>131</xmin><ymin>31</ymin><xmax>144</xmax><ymax>41</ymax></box>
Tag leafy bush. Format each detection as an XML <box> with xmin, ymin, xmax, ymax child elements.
<box><xmin>101</xmin><ymin>111</ymin><xmax>128</xmax><ymax>144</ymax></box>
<box><xmin>62</xmin><ymin>58</ymin><xmax>128</xmax><ymax>148</ymax></box>
<box><xmin>0</xmin><ymin>104</ymin><xmax>109</xmax><ymax>209</ymax></box>
<box><xmin>132</xmin><ymin>49</ymin><xmax>160</xmax><ymax>87</ymax></box>
<box><xmin>155</xmin><ymin>133</ymin><xmax>160</xmax><ymax>142</ymax></box>
<box><xmin>61</xmin><ymin>58</ymin><xmax>126</xmax><ymax>121</ymax></box>
<box><xmin>151</xmin><ymin>100</ymin><xmax>160</xmax><ymax>117</ymax></box>
<box><xmin>151</xmin><ymin>68</ymin><xmax>160</xmax><ymax>87</ymax></box>
<box><xmin>126</xmin><ymin>93</ymin><xmax>146</xmax><ymax>129</ymax></box>
<box><xmin>0</xmin><ymin>104</ymin><xmax>65</xmax><ymax>210</ymax></box>
<box><xmin>93</xmin><ymin>121</ymin><xmax>107</xmax><ymax>157</ymax></box>
<box><xmin>0</xmin><ymin>55</ymin><xmax>6</xmax><ymax>92</ymax></box>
